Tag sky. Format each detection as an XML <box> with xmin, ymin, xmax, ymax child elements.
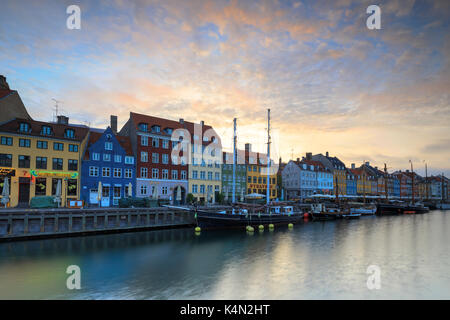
<box><xmin>0</xmin><ymin>0</ymin><xmax>449</xmax><ymax>176</ymax></box>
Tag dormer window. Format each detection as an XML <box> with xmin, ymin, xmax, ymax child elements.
<box><xmin>19</xmin><ymin>122</ymin><xmax>30</xmax><ymax>133</ymax></box>
<box><xmin>164</xmin><ymin>128</ymin><xmax>173</xmax><ymax>135</ymax></box>
<box><xmin>151</xmin><ymin>125</ymin><xmax>160</xmax><ymax>133</ymax></box>
<box><xmin>41</xmin><ymin>125</ymin><xmax>52</xmax><ymax>136</ymax></box>
<box><xmin>65</xmin><ymin>129</ymin><xmax>75</xmax><ymax>139</ymax></box>
<box><xmin>138</xmin><ymin>123</ymin><xmax>148</xmax><ymax>132</ymax></box>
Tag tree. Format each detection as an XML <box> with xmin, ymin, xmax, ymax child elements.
<box><xmin>186</xmin><ymin>193</ymin><xmax>196</xmax><ymax>204</ymax></box>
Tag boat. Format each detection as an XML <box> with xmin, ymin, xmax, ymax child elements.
<box><xmin>309</xmin><ymin>203</ymin><xmax>342</xmax><ymax>221</ymax></box>
<box><xmin>342</xmin><ymin>213</ymin><xmax>361</xmax><ymax>219</ymax></box>
<box><xmin>194</xmin><ymin>204</ymin><xmax>304</xmax><ymax>229</ymax></box>
<box><xmin>350</xmin><ymin>205</ymin><xmax>376</xmax><ymax>216</ymax></box>
<box><xmin>376</xmin><ymin>202</ymin><xmax>405</xmax><ymax>215</ymax></box>
<box><xmin>436</xmin><ymin>203</ymin><xmax>450</xmax><ymax>210</ymax></box>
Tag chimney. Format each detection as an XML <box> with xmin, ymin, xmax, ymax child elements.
<box><xmin>306</xmin><ymin>152</ymin><xmax>312</xmax><ymax>160</ymax></box>
<box><xmin>179</xmin><ymin>118</ymin><xmax>184</xmax><ymax>124</ymax></box>
<box><xmin>200</xmin><ymin>120</ymin><xmax>204</xmax><ymax>126</ymax></box>
<box><xmin>0</xmin><ymin>75</ymin><xmax>10</xmax><ymax>90</ymax></box>
<box><xmin>57</xmin><ymin>115</ymin><xmax>69</xmax><ymax>125</ymax></box>
<box><xmin>351</xmin><ymin>163</ymin><xmax>355</xmax><ymax>169</ymax></box>
<box><xmin>245</xmin><ymin>143</ymin><xmax>252</xmax><ymax>152</ymax></box>
<box><xmin>365</xmin><ymin>161</ymin><xmax>370</xmax><ymax>166</ymax></box>
<box><xmin>296</xmin><ymin>158</ymin><xmax>300</xmax><ymax>162</ymax></box>
<box><xmin>326</xmin><ymin>151</ymin><xmax>329</xmax><ymax>157</ymax></box>
<box><xmin>110</xmin><ymin>115</ymin><xmax>118</xmax><ymax>134</ymax></box>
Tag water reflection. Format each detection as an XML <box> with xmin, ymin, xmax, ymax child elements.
<box><xmin>0</xmin><ymin>211</ymin><xmax>449</xmax><ymax>299</ymax></box>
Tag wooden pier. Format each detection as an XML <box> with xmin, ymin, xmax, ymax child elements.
<box><xmin>0</xmin><ymin>207</ymin><xmax>198</xmax><ymax>242</ymax></box>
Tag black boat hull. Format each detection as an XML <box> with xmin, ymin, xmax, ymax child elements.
<box><xmin>310</xmin><ymin>212</ymin><xmax>341</xmax><ymax>221</ymax></box>
<box><xmin>377</xmin><ymin>204</ymin><xmax>429</xmax><ymax>215</ymax></box>
<box><xmin>196</xmin><ymin>210</ymin><xmax>304</xmax><ymax>229</ymax></box>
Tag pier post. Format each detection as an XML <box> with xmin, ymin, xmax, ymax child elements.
<box><xmin>94</xmin><ymin>214</ymin><xmax>97</xmax><ymax>228</ymax></box>
<box><xmin>7</xmin><ymin>215</ymin><xmax>12</xmax><ymax>235</ymax></box>
<box><xmin>24</xmin><ymin>215</ymin><xmax>29</xmax><ymax>234</ymax></box>
<box><xmin>40</xmin><ymin>216</ymin><xmax>44</xmax><ymax>233</ymax></box>
<box><xmin>105</xmin><ymin>215</ymin><xmax>108</xmax><ymax>229</ymax></box>
<box><xmin>54</xmin><ymin>214</ymin><xmax>59</xmax><ymax>232</ymax></box>
<box><xmin>82</xmin><ymin>214</ymin><xmax>86</xmax><ymax>231</ymax></box>
<box><xmin>68</xmin><ymin>214</ymin><xmax>72</xmax><ymax>232</ymax></box>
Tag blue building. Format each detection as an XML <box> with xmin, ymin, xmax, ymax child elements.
<box><xmin>393</xmin><ymin>176</ymin><xmax>400</xmax><ymax>197</ymax></box>
<box><xmin>81</xmin><ymin>127</ymin><xmax>135</xmax><ymax>207</ymax></box>
<box><xmin>346</xmin><ymin>168</ymin><xmax>357</xmax><ymax>196</ymax></box>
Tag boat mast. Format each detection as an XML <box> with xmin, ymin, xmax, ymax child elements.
<box><xmin>442</xmin><ymin>173</ymin><xmax>445</xmax><ymax>201</ymax></box>
<box><xmin>410</xmin><ymin>160</ymin><xmax>415</xmax><ymax>204</ymax></box>
<box><xmin>425</xmin><ymin>162</ymin><xmax>428</xmax><ymax>200</ymax></box>
<box><xmin>232</xmin><ymin>118</ymin><xmax>237</xmax><ymax>203</ymax></box>
<box><xmin>384</xmin><ymin>163</ymin><xmax>389</xmax><ymax>203</ymax></box>
<box><xmin>363</xmin><ymin>162</ymin><xmax>366</xmax><ymax>204</ymax></box>
<box><xmin>266</xmin><ymin>108</ymin><xmax>271</xmax><ymax>206</ymax></box>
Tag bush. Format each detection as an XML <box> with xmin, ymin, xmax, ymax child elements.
<box><xmin>186</xmin><ymin>193</ymin><xmax>196</xmax><ymax>204</ymax></box>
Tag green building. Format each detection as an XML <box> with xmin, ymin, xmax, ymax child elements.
<box><xmin>222</xmin><ymin>151</ymin><xmax>247</xmax><ymax>202</ymax></box>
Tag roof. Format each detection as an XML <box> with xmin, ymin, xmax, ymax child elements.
<box><xmin>0</xmin><ymin>89</ymin><xmax>12</xmax><ymax>99</ymax></box>
<box><xmin>84</xmin><ymin>128</ymin><xmax>133</xmax><ymax>160</ymax></box>
<box><xmin>0</xmin><ymin>117</ymin><xmax>89</xmax><ymax>142</ymax></box>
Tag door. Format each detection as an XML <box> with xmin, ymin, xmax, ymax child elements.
<box><xmin>89</xmin><ymin>189</ymin><xmax>99</xmax><ymax>204</ymax></box>
<box><xmin>18</xmin><ymin>177</ymin><xmax>30</xmax><ymax>205</ymax></box>
<box><xmin>101</xmin><ymin>186</ymin><xmax>110</xmax><ymax>207</ymax></box>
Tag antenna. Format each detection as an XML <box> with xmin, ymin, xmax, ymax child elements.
<box><xmin>52</xmin><ymin>98</ymin><xmax>64</xmax><ymax>122</ymax></box>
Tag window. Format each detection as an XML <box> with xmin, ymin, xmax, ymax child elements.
<box><xmin>181</xmin><ymin>170</ymin><xmax>187</xmax><ymax>180</ymax></box>
<box><xmin>161</xmin><ymin>187</ymin><xmax>168</xmax><ymax>195</ymax></box>
<box><xmin>102</xmin><ymin>167</ymin><xmax>111</xmax><ymax>177</ymax></box>
<box><xmin>125</xmin><ymin>156</ymin><xmax>134</xmax><ymax>164</ymax></box>
<box><xmin>172</xmin><ymin>170</ymin><xmax>178</xmax><ymax>180</ymax></box>
<box><xmin>192</xmin><ymin>185</ymin><xmax>198</xmax><ymax>193</ymax></box>
<box><xmin>152</xmin><ymin>168</ymin><xmax>159</xmax><ymax>179</ymax></box>
<box><xmin>67</xmin><ymin>179</ymin><xmax>77</xmax><ymax>196</ymax></box>
<box><xmin>162</xmin><ymin>140</ymin><xmax>169</xmax><ymax>149</ymax></box>
<box><xmin>200</xmin><ymin>185</ymin><xmax>205</xmax><ymax>194</ymax></box>
<box><xmin>65</xmin><ymin>129</ymin><xmax>75</xmax><ymax>139</ymax></box>
<box><xmin>215</xmin><ymin>172</ymin><xmax>220</xmax><ymax>181</ymax></box>
<box><xmin>68</xmin><ymin>159</ymin><xmax>78</xmax><ymax>171</ymax></box>
<box><xmin>141</xmin><ymin>152</ymin><xmax>148</xmax><ymax>162</ymax></box>
<box><xmin>200</xmin><ymin>171</ymin><xmax>206</xmax><ymax>180</ymax></box>
<box><xmin>41</xmin><ymin>126</ymin><xmax>52</xmax><ymax>136</ymax></box>
<box><xmin>140</xmin><ymin>167</ymin><xmax>148</xmax><ymax>178</ymax></box>
<box><xmin>19</xmin><ymin>139</ymin><xmax>30</xmax><ymax>148</ymax></box>
<box><xmin>19</xmin><ymin>155</ymin><xmax>30</xmax><ymax>168</ymax></box>
<box><xmin>113</xmin><ymin>168</ymin><xmax>122</xmax><ymax>178</ymax></box>
<box><xmin>138</xmin><ymin>123</ymin><xmax>148</xmax><ymax>132</ymax></box>
<box><xmin>208</xmin><ymin>172</ymin><xmax>213</xmax><ymax>180</ymax></box>
<box><xmin>141</xmin><ymin>136</ymin><xmax>148</xmax><ymax>146</ymax></box>
<box><xmin>152</xmin><ymin>138</ymin><xmax>159</xmax><ymax>148</ymax></box>
<box><xmin>52</xmin><ymin>158</ymin><xmax>63</xmax><ymax>170</ymax></box>
<box><xmin>114</xmin><ymin>155</ymin><xmax>122</xmax><ymax>163</ymax></box>
<box><xmin>35</xmin><ymin>178</ymin><xmax>47</xmax><ymax>196</ymax></box>
<box><xmin>113</xmin><ymin>186</ymin><xmax>121</xmax><ymax>199</ymax></box>
<box><xmin>36</xmin><ymin>157</ymin><xmax>47</xmax><ymax>169</ymax></box>
<box><xmin>152</xmin><ymin>153</ymin><xmax>159</xmax><ymax>163</ymax></box>
<box><xmin>151</xmin><ymin>125</ymin><xmax>160</xmax><ymax>133</ymax></box>
<box><xmin>103</xmin><ymin>154</ymin><xmax>111</xmax><ymax>162</ymax></box>
<box><xmin>89</xmin><ymin>166</ymin><xmax>99</xmax><ymax>177</ymax></box>
<box><xmin>162</xmin><ymin>169</ymin><xmax>169</xmax><ymax>179</ymax></box>
<box><xmin>19</xmin><ymin>122</ymin><xmax>30</xmax><ymax>133</ymax></box>
<box><xmin>69</xmin><ymin>144</ymin><xmax>78</xmax><ymax>152</ymax></box>
<box><xmin>162</xmin><ymin>154</ymin><xmax>169</xmax><ymax>164</ymax></box>
<box><xmin>140</xmin><ymin>185</ymin><xmax>147</xmax><ymax>195</ymax></box>
<box><xmin>1</xmin><ymin>136</ymin><xmax>13</xmax><ymax>146</ymax></box>
<box><xmin>53</xmin><ymin>142</ymin><xmax>64</xmax><ymax>151</ymax></box>
<box><xmin>92</xmin><ymin>152</ymin><xmax>100</xmax><ymax>161</ymax></box>
<box><xmin>125</xmin><ymin>169</ymin><xmax>133</xmax><ymax>178</ymax></box>
<box><xmin>105</xmin><ymin>142</ymin><xmax>113</xmax><ymax>150</ymax></box>
<box><xmin>0</xmin><ymin>154</ymin><xmax>12</xmax><ymax>167</ymax></box>
<box><xmin>37</xmin><ymin>141</ymin><xmax>48</xmax><ymax>149</ymax></box>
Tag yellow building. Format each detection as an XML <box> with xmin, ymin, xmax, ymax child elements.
<box><xmin>351</xmin><ymin>168</ymin><xmax>372</xmax><ymax>196</ymax></box>
<box><xmin>186</xmin><ymin>121</ymin><xmax>222</xmax><ymax>203</ymax></box>
<box><xmin>0</xmin><ymin>116</ymin><xmax>89</xmax><ymax>207</ymax></box>
<box><xmin>245</xmin><ymin>144</ymin><xmax>277</xmax><ymax>200</ymax></box>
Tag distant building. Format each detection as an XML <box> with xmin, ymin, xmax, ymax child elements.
<box><xmin>312</xmin><ymin>152</ymin><xmax>346</xmax><ymax>195</ymax></box>
<box><xmin>81</xmin><ymin>126</ymin><xmax>135</xmax><ymax>207</ymax></box>
<box><xmin>245</xmin><ymin>143</ymin><xmax>277</xmax><ymax>200</ymax></box>
<box><xmin>346</xmin><ymin>167</ymin><xmax>357</xmax><ymax>196</ymax></box>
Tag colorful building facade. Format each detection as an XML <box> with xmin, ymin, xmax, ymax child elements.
<box><xmin>0</xmin><ymin>116</ymin><xmax>88</xmax><ymax>207</ymax></box>
<box><xmin>222</xmin><ymin>151</ymin><xmax>246</xmax><ymax>201</ymax></box>
<box><xmin>80</xmin><ymin>127</ymin><xmax>135</xmax><ymax>207</ymax></box>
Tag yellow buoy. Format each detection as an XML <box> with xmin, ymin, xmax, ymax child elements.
<box><xmin>247</xmin><ymin>226</ymin><xmax>255</xmax><ymax>233</ymax></box>
<box><xmin>259</xmin><ymin>225</ymin><xmax>264</xmax><ymax>230</ymax></box>
<box><xmin>195</xmin><ymin>231</ymin><xmax>201</xmax><ymax>236</ymax></box>
<box><xmin>269</xmin><ymin>224</ymin><xmax>274</xmax><ymax>229</ymax></box>
<box><xmin>288</xmin><ymin>223</ymin><xmax>294</xmax><ymax>228</ymax></box>
<box><xmin>195</xmin><ymin>226</ymin><xmax>201</xmax><ymax>232</ymax></box>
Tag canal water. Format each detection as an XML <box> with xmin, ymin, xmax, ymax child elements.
<box><xmin>0</xmin><ymin>210</ymin><xmax>449</xmax><ymax>300</ymax></box>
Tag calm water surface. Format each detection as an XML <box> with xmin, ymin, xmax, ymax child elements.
<box><xmin>0</xmin><ymin>210</ymin><xmax>449</xmax><ymax>299</ymax></box>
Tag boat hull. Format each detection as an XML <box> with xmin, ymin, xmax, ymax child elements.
<box><xmin>196</xmin><ymin>210</ymin><xmax>304</xmax><ymax>229</ymax></box>
<box><xmin>377</xmin><ymin>204</ymin><xmax>429</xmax><ymax>215</ymax></box>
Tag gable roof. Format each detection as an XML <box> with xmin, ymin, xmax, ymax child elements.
<box><xmin>84</xmin><ymin>128</ymin><xmax>133</xmax><ymax>160</ymax></box>
<box><xmin>0</xmin><ymin>117</ymin><xmax>89</xmax><ymax>142</ymax></box>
